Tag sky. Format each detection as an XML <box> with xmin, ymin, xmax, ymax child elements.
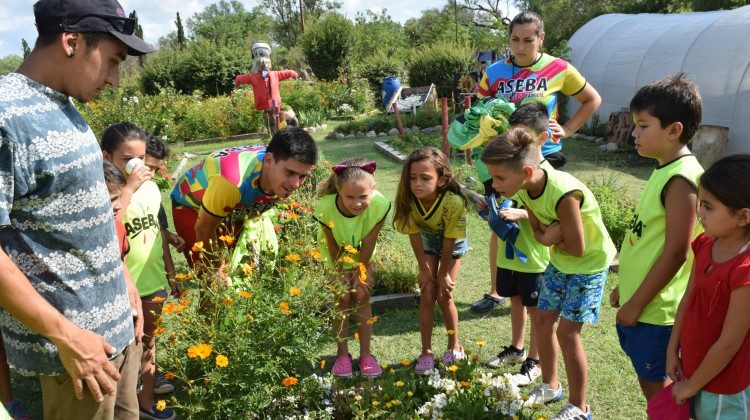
<box><xmin>0</xmin><ymin>0</ymin><xmax>518</xmax><ymax>57</ymax></box>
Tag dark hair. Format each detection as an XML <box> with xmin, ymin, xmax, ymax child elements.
<box><xmin>481</xmin><ymin>127</ymin><xmax>539</xmax><ymax>170</ymax></box>
<box><xmin>103</xmin><ymin>160</ymin><xmax>126</xmax><ymax>190</ymax></box>
<box><xmin>630</xmin><ymin>73</ymin><xmax>702</xmax><ymax>143</ymax></box>
<box><xmin>146</xmin><ymin>134</ymin><xmax>169</xmax><ymax>160</ymax></box>
<box><xmin>509</xmin><ymin>102</ymin><xmax>549</xmax><ymax>136</ymax></box>
<box><xmin>34</xmin><ymin>32</ymin><xmax>115</xmax><ymax>53</ymax></box>
<box><xmin>509</xmin><ymin>11</ymin><xmax>544</xmax><ymax>35</ymax></box>
<box><xmin>393</xmin><ymin>147</ymin><xmax>468</xmax><ymax>232</ymax></box>
<box><xmin>101</xmin><ymin>122</ymin><xmax>147</xmax><ymax>154</ymax></box>
<box><xmin>266</xmin><ymin>127</ymin><xmax>318</xmax><ymax>164</ymax></box>
<box><xmin>317</xmin><ymin>157</ymin><xmax>376</xmax><ymax>197</ymax></box>
<box><xmin>699</xmin><ymin>154</ymin><xmax>750</xmax><ymax>211</ymax></box>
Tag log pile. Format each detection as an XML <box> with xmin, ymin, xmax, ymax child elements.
<box><xmin>606</xmin><ymin>109</ymin><xmax>635</xmax><ymax>148</ymax></box>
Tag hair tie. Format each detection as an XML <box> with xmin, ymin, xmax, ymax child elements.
<box><xmin>332</xmin><ymin>161</ymin><xmax>377</xmax><ymax>175</ymax></box>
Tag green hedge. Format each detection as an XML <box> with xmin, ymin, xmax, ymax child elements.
<box><xmin>407</xmin><ymin>42</ymin><xmax>473</xmax><ymax>98</ymax></box>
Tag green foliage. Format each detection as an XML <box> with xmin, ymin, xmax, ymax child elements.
<box><xmin>403</xmin><ymin>5</ymin><xmax>506</xmax><ymax>50</ymax></box>
<box><xmin>0</xmin><ymin>55</ymin><xmax>21</xmax><ymax>76</ymax></box>
<box><xmin>407</xmin><ymin>42</ymin><xmax>474</xmax><ymax>98</ymax></box>
<box><xmin>387</xmin><ymin>132</ymin><xmax>445</xmax><ymax>156</ymax></box>
<box><xmin>21</xmin><ymin>39</ymin><xmax>30</xmax><ymax>59</ymax></box>
<box><xmin>352</xmin><ymin>9</ymin><xmax>409</xmax><ymax>63</ymax></box>
<box><xmin>262</xmin><ymin>0</ymin><xmax>342</xmax><ymax>49</ymax></box>
<box><xmin>357</xmin><ymin>52</ymin><xmax>404</xmax><ymax>103</ymax></box>
<box><xmin>175</xmin><ymin>12</ymin><xmax>186</xmax><ymax>49</ymax></box>
<box><xmin>335</xmin><ymin>107</ymin><xmax>449</xmax><ymax>135</ymax></box>
<box><xmin>585</xmin><ymin>176</ymin><xmax>636</xmax><ymax>249</ymax></box>
<box><xmin>278</xmin><ymin>79</ymin><xmax>371</xmax><ymax>125</ymax></box>
<box><xmin>187</xmin><ymin>0</ymin><xmax>274</xmax><ymax>46</ymax></box>
<box><xmin>302</xmin><ymin>12</ymin><xmax>357</xmax><ymax>81</ymax></box>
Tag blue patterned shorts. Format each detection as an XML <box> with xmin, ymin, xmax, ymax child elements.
<box><xmin>537</xmin><ymin>265</ymin><xmax>608</xmax><ymax>324</ymax></box>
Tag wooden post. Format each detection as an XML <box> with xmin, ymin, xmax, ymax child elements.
<box><xmin>392</xmin><ymin>103</ymin><xmax>405</xmax><ymax>135</ymax></box>
<box><xmin>441</xmin><ymin>97</ymin><xmax>450</xmax><ymax>156</ymax></box>
<box><xmin>462</xmin><ymin>95</ymin><xmax>473</xmax><ymax>164</ymax></box>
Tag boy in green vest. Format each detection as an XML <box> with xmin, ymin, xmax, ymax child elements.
<box><xmin>482</xmin><ymin>128</ymin><xmax>616</xmax><ymax>420</ymax></box>
<box><xmin>485</xmin><ymin>103</ymin><xmax>553</xmax><ymax>388</ymax></box>
<box><xmin>612</xmin><ymin>73</ymin><xmax>703</xmax><ymax>405</ymax></box>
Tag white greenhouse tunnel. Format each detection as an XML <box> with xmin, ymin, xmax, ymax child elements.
<box><xmin>567</xmin><ymin>5</ymin><xmax>750</xmax><ymax>154</ymax></box>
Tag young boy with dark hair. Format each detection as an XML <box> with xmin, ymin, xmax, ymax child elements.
<box><xmin>613</xmin><ymin>73</ymin><xmax>704</xmax><ymax>407</ymax></box>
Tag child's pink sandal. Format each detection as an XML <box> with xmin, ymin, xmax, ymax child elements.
<box><xmin>415</xmin><ymin>354</ymin><xmax>435</xmax><ymax>375</ymax></box>
<box><xmin>332</xmin><ymin>354</ymin><xmax>353</xmax><ymax>378</ymax></box>
<box><xmin>358</xmin><ymin>354</ymin><xmax>383</xmax><ymax>378</ymax></box>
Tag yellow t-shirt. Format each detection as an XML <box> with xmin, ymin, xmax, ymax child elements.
<box><xmin>124</xmin><ymin>180</ymin><xmax>168</xmax><ymax>296</ymax></box>
<box><xmin>396</xmin><ymin>191</ymin><xmax>467</xmax><ymax>238</ymax></box>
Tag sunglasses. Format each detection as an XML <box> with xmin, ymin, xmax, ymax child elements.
<box><xmin>71</xmin><ymin>11</ymin><xmax>136</xmax><ymax>35</ymax></box>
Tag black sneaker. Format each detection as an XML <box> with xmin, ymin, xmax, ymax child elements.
<box><xmin>485</xmin><ymin>345</ymin><xmax>526</xmax><ymax>368</ymax></box>
<box><xmin>513</xmin><ymin>358</ymin><xmax>542</xmax><ymax>386</ymax></box>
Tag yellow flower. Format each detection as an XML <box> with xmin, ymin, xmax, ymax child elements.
<box><xmin>395</xmin><ymin>380</ymin><xmax>405</xmax><ymax>387</ymax></box>
<box><xmin>341</xmin><ymin>256</ymin><xmax>355</xmax><ymax>264</ymax></box>
<box><xmin>222</xmin><ymin>296</ymin><xmax>234</xmax><ymax>306</ymax></box>
<box><xmin>389</xmin><ymin>368</ymin><xmax>395</xmax><ymax>374</ymax></box>
<box><xmin>476</xmin><ymin>339</ymin><xmax>487</xmax><ymax>347</ymax></box>
<box><xmin>187</xmin><ymin>346</ymin><xmax>198</xmax><ymax>358</ymax></box>
<box><xmin>532</xmin><ymin>403</ymin><xmax>542</xmax><ymax>410</ymax></box>
<box><xmin>289</xmin><ymin>287</ymin><xmax>301</xmax><ymax>297</ymax></box>
<box><xmin>407</xmin><ymin>391</ymin><xmax>414</xmax><ymax>397</ymax></box>
<box><xmin>218</xmin><ymin>235</ymin><xmax>234</xmax><ymax>245</ymax></box>
<box><xmin>155</xmin><ymin>400</ymin><xmax>166</xmax><ymax>411</ymax></box>
<box><xmin>447</xmin><ymin>364</ymin><xmax>459</xmax><ymax>372</ymax></box>
<box><xmin>279</xmin><ymin>301</ymin><xmax>291</xmax><ymax>316</ymax></box>
<box><xmin>522</xmin><ymin>395</ymin><xmax>530</xmax><ymax>401</ymax></box>
<box><xmin>196</xmin><ymin>343</ymin><xmax>212</xmax><ymax>359</ymax></box>
<box><xmin>366</xmin><ymin>315</ymin><xmax>379</xmax><ymax>325</ymax></box>
<box><xmin>282</xmin><ymin>376</ymin><xmax>298</xmax><ymax>388</ymax></box>
<box><xmin>237</xmin><ymin>290</ymin><xmax>253</xmax><ymax>299</ymax></box>
<box><xmin>535</xmin><ymin>416</ymin><xmax>547</xmax><ymax>420</ymax></box>
<box><xmin>289</xmin><ymin>212</ymin><xmax>300</xmax><ymax>220</ymax></box>
<box><xmin>380</xmin><ymin>363</ymin><xmax>388</xmax><ymax>369</ymax></box>
<box><xmin>371</xmin><ymin>400</ymin><xmax>380</xmax><ymax>407</ymax></box>
<box><xmin>446</xmin><ymin>329</ymin><xmax>455</xmax><ymax>336</ymax></box>
<box><xmin>191</xmin><ymin>241</ymin><xmax>203</xmax><ymax>253</ymax></box>
<box><xmin>344</xmin><ymin>245</ymin><xmax>359</xmax><ymax>254</ymax></box>
<box><xmin>215</xmin><ymin>354</ymin><xmax>229</xmax><ymax>368</ymax></box>
<box><xmin>327</xmin><ymin>220</ymin><xmax>335</xmax><ymax>229</ymax></box>
<box><xmin>285</xmin><ymin>254</ymin><xmax>301</xmax><ymax>262</ymax></box>
<box><xmin>175</xmin><ymin>272</ymin><xmax>193</xmax><ymax>281</ymax></box>
<box><xmin>241</xmin><ymin>263</ymin><xmax>254</xmax><ymax>276</ymax></box>
<box><xmin>385</xmin><ymin>402</ymin><xmax>393</xmax><ymax>409</ymax></box>
<box><xmin>353</xmin><ymin>332</ymin><xmax>359</xmax><ymax>340</ymax></box>
<box><xmin>308</xmin><ymin>249</ymin><xmax>322</xmax><ymax>260</ymax></box>
<box><xmin>358</xmin><ymin>263</ymin><xmax>367</xmax><ymax>283</ymax></box>
<box><xmin>460</xmin><ymin>380</ymin><xmax>470</xmax><ymax>388</ymax></box>
<box><xmin>320</xmin><ymin>359</ymin><xmax>326</xmax><ymax>370</ymax></box>
<box><xmin>399</xmin><ymin>359</ymin><xmax>411</xmax><ymax>367</ymax></box>
<box><xmin>164</xmin><ymin>373</ymin><xmax>175</xmax><ymax>380</ymax></box>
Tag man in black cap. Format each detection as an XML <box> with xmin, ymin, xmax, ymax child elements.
<box><xmin>0</xmin><ymin>0</ymin><xmax>164</xmax><ymax>419</ymax></box>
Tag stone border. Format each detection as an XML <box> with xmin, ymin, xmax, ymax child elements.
<box><xmin>171</xmin><ymin>131</ymin><xmax>268</xmax><ymax>148</ymax></box>
<box><xmin>371</xmin><ymin>292</ymin><xmax>421</xmax><ymax>315</ymax></box>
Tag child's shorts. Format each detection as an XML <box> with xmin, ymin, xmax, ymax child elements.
<box><xmin>616</xmin><ymin>322</ymin><xmax>672</xmax><ymax>382</ymax></box>
<box><xmin>537</xmin><ymin>264</ymin><xmax>607</xmax><ymax>324</ymax></box>
<box><xmin>420</xmin><ymin>232</ymin><xmax>468</xmax><ymax>259</ymax></box>
<box><xmin>496</xmin><ymin>268</ymin><xmax>543</xmax><ymax>307</ymax></box>
<box><xmin>693</xmin><ymin>384</ymin><xmax>750</xmax><ymax>420</ymax></box>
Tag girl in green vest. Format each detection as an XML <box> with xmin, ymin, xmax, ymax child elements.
<box><xmin>314</xmin><ymin>158</ymin><xmax>391</xmax><ymax>379</ymax></box>
<box><xmin>393</xmin><ymin>148</ymin><xmax>470</xmax><ymax>374</ymax></box>
<box><xmin>482</xmin><ymin>128</ymin><xmax>615</xmax><ymax>420</ymax></box>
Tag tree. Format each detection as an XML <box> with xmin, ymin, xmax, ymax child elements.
<box><xmin>0</xmin><ymin>55</ymin><xmax>22</xmax><ymax>75</ymax></box>
<box><xmin>261</xmin><ymin>0</ymin><xmax>341</xmax><ymax>48</ymax></box>
<box><xmin>403</xmin><ymin>6</ymin><xmax>505</xmax><ymax>50</ymax></box>
<box><xmin>187</xmin><ymin>0</ymin><xmax>274</xmax><ymax>46</ymax></box>
<box><xmin>459</xmin><ymin>0</ymin><xmax>514</xmax><ymax>27</ymax></box>
<box><xmin>21</xmin><ymin>39</ymin><xmax>30</xmax><ymax>59</ymax></box>
<box><xmin>301</xmin><ymin>12</ymin><xmax>356</xmax><ymax>81</ymax></box>
<box><xmin>175</xmin><ymin>12</ymin><xmax>186</xmax><ymax>49</ymax></box>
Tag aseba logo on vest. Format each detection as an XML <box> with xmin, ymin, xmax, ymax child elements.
<box><xmin>125</xmin><ymin>214</ymin><xmax>158</xmax><ymax>238</ymax></box>
<box><xmin>626</xmin><ymin>213</ymin><xmax>645</xmax><ymax>246</ymax></box>
<box><xmin>498</xmin><ymin>78</ymin><xmax>548</xmax><ymax>99</ymax></box>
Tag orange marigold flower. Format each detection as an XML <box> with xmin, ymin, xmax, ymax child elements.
<box><xmin>151</xmin><ymin>296</ymin><xmax>166</xmax><ymax>303</ymax></box>
<box><xmin>289</xmin><ymin>287</ymin><xmax>301</xmax><ymax>297</ymax></box>
<box><xmin>289</xmin><ymin>213</ymin><xmax>299</xmax><ymax>221</ymax></box>
<box><xmin>282</xmin><ymin>376</ymin><xmax>298</xmax><ymax>388</ymax></box>
<box><xmin>196</xmin><ymin>343</ymin><xmax>212</xmax><ymax>359</ymax></box>
<box><xmin>320</xmin><ymin>359</ymin><xmax>326</xmax><ymax>370</ymax></box>
<box><xmin>241</xmin><ymin>262</ymin><xmax>254</xmax><ymax>276</ymax></box>
<box><xmin>164</xmin><ymin>373</ymin><xmax>176</xmax><ymax>380</ymax></box>
<box><xmin>279</xmin><ymin>302</ymin><xmax>291</xmax><ymax>316</ymax></box>
<box><xmin>353</xmin><ymin>332</ymin><xmax>359</xmax><ymax>340</ymax></box>
<box><xmin>153</xmin><ymin>327</ymin><xmax>166</xmax><ymax>335</ymax></box>
<box><xmin>237</xmin><ymin>290</ymin><xmax>253</xmax><ymax>299</ymax></box>
<box><xmin>366</xmin><ymin>315</ymin><xmax>379</xmax><ymax>325</ymax></box>
<box><xmin>285</xmin><ymin>254</ymin><xmax>301</xmax><ymax>262</ymax></box>
<box><xmin>187</xmin><ymin>346</ymin><xmax>198</xmax><ymax>358</ymax></box>
<box><xmin>215</xmin><ymin>354</ymin><xmax>229</xmax><ymax>368</ymax></box>
<box><xmin>175</xmin><ymin>272</ymin><xmax>193</xmax><ymax>281</ymax></box>
<box><xmin>191</xmin><ymin>241</ymin><xmax>204</xmax><ymax>253</ymax></box>
<box><xmin>222</xmin><ymin>296</ymin><xmax>235</xmax><ymax>306</ymax></box>
<box><xmin>162</xmin><ymin>303</ymin><xmax>175</xmax><ymax>314</ymax></box>
<box><xmin>341</xmin><ymin>256</ymin><xmax>355</xmax><ymax>264</ymax></box>
<box><xmin>289</xmin><ymin>201</ymin><xmax>301</xmax><ymax>209</ymax></box>
<box><xmin>274</xmin><ymin>224</ymin><xmax>282</xmax><ymax>232</ymax></box>
<box><xmin>460</xmin><ymin>380</ymin><xmax>470</xmax><ymax>388</ymax></box>
<box><xmin>218</xmin><ymin>235</ymin><xmax>234</xmax><ymax>245</ymax></box>
<box><xmin>344</xmin><ymin>245</ymin><xmax>359</xmax><ymax>254</ymax></box>
<box><xmin>358</xmin><ymin>263</ymin><xmax>367</xmax><ymax>283</ymax></box>
<box><xmin>308</xmin><ymin>249</ymin><xmax>322</xmax><ymax>260</ymax></box>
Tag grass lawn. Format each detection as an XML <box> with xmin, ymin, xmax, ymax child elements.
<box><xmin>12</xmin><ymin>130</ymin><xmax>657</xmax><ymax>419</ymax></box>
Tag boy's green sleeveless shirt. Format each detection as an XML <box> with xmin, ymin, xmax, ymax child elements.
<box><xmin>518</xmin><ymin>168</ymin><xmax>616</xmax><ymax>274</ymax></box>
<box><xmin>618</xmin><ymin>155</ymin><xmax>703</xmax><ymax>325</ymax></box>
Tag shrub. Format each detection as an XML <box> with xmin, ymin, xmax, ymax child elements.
<box><xmin>585</xmin><ymin>176</ymin><xmax>636</xmax><ymax>249</ymax></box>
<box><xmin>407</xmin><ymin>42</ymin><xmax>473</xmax><ymax>98</ymax></box>
<box><xmin>357</xmin><ymin>52</ymin><xmax>404</xmax><ymax>103</ymax></box>
<box><xmin>302</xmin><ymin>12</ymin><xmax>357</xmax><ymax>81</ymax></box>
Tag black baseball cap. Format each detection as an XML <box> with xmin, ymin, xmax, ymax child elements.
<box><xmin>33</xmin><ymin>0</ymin><xmax>156</xmax><ymax>56</ymax></box>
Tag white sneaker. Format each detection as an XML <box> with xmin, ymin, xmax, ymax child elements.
<box><xmin>512</xmin><ymin>358</ymin><xmax>542</xmax><ymax>386</ymax></box>
<box><xmin>522</xmin><ymin>382</ymin><xmax>564</xmax><ymax>407</ymax></box>
<box><xmin>485</xmin><ymin>345</ymin><xmax>526</xmax><ymax>368</ymax></box>
<box><xmin>552</xmin><ymin>403</ymin><xmax>591</xmax><ymax>420</ymax></box>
